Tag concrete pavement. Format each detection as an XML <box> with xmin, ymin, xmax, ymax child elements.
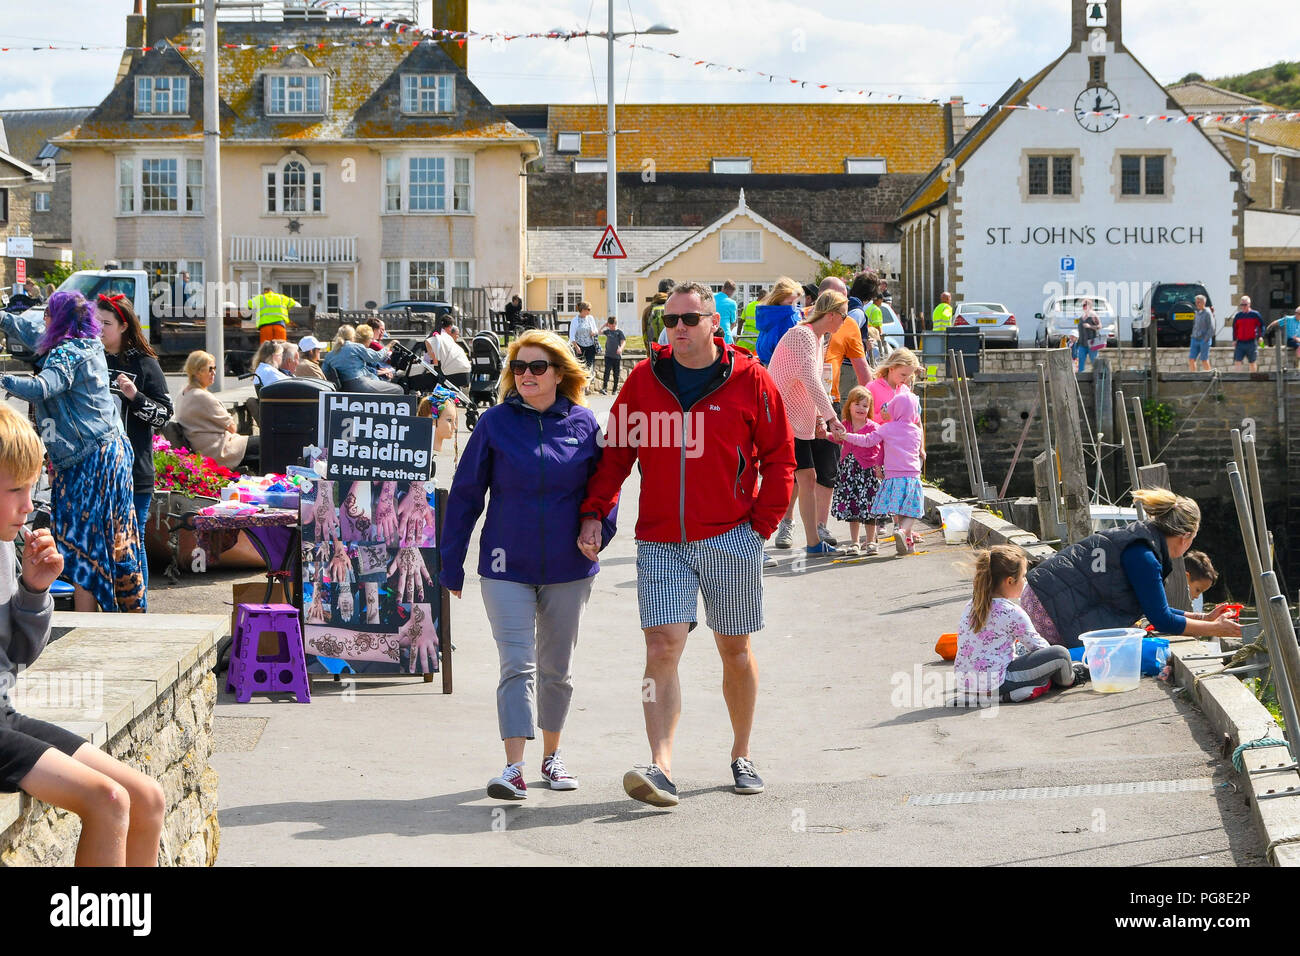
<box><xmin>203</xmin><ymin>393</ymin><xmax>1264</xmax><ymax>866</ymax></box>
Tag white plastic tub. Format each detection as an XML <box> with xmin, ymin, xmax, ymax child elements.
<box><xmin>1080</xmin><ymin>627</ymin><xmax>1144</xmax><ymax>693</ymax></box>
<box><xmin>939</xmin><ymin>503</ymin><xmax>973</xmax><ymax>545</ymax></box>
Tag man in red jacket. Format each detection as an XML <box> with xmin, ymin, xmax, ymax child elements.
<box><xmin>578</xmin><ymin>282</ymin><xmax>796</xmax><ymax>807</ymax></box>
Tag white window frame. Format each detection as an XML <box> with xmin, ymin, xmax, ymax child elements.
<box><xmin>33</xmin><ymin>191</ymin><xmax>51</xmax><ymax>213</ymax></box>
<box><xmin>264</xmin><ymin>72</ymin><xmax>327</xmax><ymax>116</ymax></box>
<box><xmin>720</xmin><ymin>230</ymin><xmax>762</xmax><ymax>263</ymax></box>
<box><xmin>135</xmin><ymin>75</ymin><xmax>189</xmax><ymax>116</ymax></box>
<box><xmin>547</xmin><ymin>278</ymin><xmax>584</xmax><ymax>314</ymax></box>
<box><xmin>711</xmin><ymin>158</ymin><xmax>752</xmax><ymax>174</ymax></box>
<box><xmin>845</xmin><ymin>157</ymin><xmax>887</xmax><ymax>175</ymax></box>
<box><xmin>262</xmin><ymin>154</ymin><xmax>326</xmax><ymax>215</ymax></box>
<box><xmin>556</xmin><ymin>132</ymin><xmax>582</xmax><ymax>154</ymax></box>
<box><xmin>381</xmin><ymin>258</ymin><xmax>474</xmax><ymax>303</ymax></box>
<box><xmin>380</xmin><ymin>153</ymin><xmax>474</xmax><ymax>215</ymax></box>
<box><xmin>574</xmin><ymin>159</ymin><xmax>607</xmax><ymax>174</ymax></box>
<box><xmin>116</xmin><ymin>152</ymin><xmax>203</xmax><ymax>216</ymax></box>
<box><xmin>400</xmin><ymin>74</ymin><xmax>455</xmax><ymax>114</ymax></box>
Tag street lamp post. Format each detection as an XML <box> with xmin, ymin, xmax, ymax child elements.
<box><xmin>575</xmin><ymin>8</ymin><xmax>675</xmax><ymax>332</ymax></box>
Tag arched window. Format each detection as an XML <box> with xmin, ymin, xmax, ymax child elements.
<box><xmin>264</xmin><ymin>154</ymin><xmax>324</xmax><ymax>214</ymax></box>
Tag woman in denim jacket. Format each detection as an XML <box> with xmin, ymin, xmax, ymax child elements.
<box><xmin>0</xmin><ymin>292</ymin><xmax>144</xmax><ymax>612</ymax></box>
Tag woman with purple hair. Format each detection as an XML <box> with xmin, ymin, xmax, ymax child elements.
<box><xmin>0</xmin><ymin>291</ymin><xmax>144</xmax><ymax>612</ymax></box>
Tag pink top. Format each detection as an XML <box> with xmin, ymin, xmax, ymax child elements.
<box><xmin>837</xmin><ymin>418</ymin><xmax>882</xmax><ymax>469</ymax></box>
<box><xmin>866</xmin><ymin>376</ymin><xmax>901</xmax><ymax>424</ymax></box>
<box><xmin>844</xmin><ymin>389</ymin><xmax>923</xmax><ymax>478</ymax></box>
<box><xmin>768</xmin><ymin>323</ymin><xmax>837</xmax><ymax>441</ymax></box>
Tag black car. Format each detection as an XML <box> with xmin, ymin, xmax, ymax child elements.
<box><xmin>1131</xmin><ymin>282</ymin><xmax>1212</xmax><ymax>347</ymax></box>
<box><xmin>379</xmin><ymin>300</ymin><xmax>459</xmax><ymax>319</ymax></box>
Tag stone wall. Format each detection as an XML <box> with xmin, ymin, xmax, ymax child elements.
<box><xmin>973</xmin><ymin>345</ymin><xmax>1294</xmax><ymax>376</ymax></box>
<box><xmin>0</xmin><ymin>616</ymin><xmax>224</xmax><ymax>867</ymax></box>
<box><xmin>918</xmin><ymin>369</ymin><xmax>1292</xmax><ymax>598</ymax></box>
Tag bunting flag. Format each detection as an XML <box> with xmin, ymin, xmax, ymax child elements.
<box><xmin>7</xmin><ymin>5</ymin><xmax>1300</xmax><ymax>129</ymax></box>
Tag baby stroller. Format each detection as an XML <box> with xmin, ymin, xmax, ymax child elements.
<box><xmin>385</xmin><ymin>340</ymin><xmax>479</xmax><ymax>430</ymax></box>
<box><xmin>468</xmin><ymin>332</ymin><xmax>503</xmax><ymax>413</ymax></box>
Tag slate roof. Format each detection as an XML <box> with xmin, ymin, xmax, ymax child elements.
<box><xmin>58</xmin><ymin>20</ymin><xmax>536</xmax><ymax>149</ymax></box>
<box><xmin>1168</xmin><ymin>82</ymin><xmax>1300</xmax><ymax>153</ymax></box>
<box><xmin>0</xmin><ymin>108</ymin><xmax>94</xmax><ymax>164</ymax></box>
<box><xmin>528</xmin><ymin>227</ymin><xmax>699</xmax><ymax>276</ymax></box>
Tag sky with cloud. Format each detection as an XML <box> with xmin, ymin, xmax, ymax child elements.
<box><xmin>0</xmin><ymin>0</ymin><xmax>1294</xmax><ymax>114</ymax></box>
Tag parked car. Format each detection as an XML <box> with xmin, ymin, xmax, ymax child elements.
<box><xmin>1130</xmin><ymin>282</ymin><xmax>1212</xmax><ymax>347</ymax></box>
<box><xmin>953</xmin><ymin>301</ymin><xmax>1019</xmax><ymax>348</ymax></box>
<box><xmin>379</xmin><ymin>299</ymin><xmax>460</xmax><ymax>321</ymax></box>
<box><xmin>1034</xmin><ymin>295</ymin><xmax>1118</xmax><ymax>349</ymax></box>
<box><xmin>877</xmin><ymin>301</ymin><xmax>906</xmax><ymax>352</ymax></box>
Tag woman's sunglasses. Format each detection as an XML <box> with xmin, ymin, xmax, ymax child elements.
<box><xmin>661</xmin><ymin>312</ymin><xmax>709</xmax><ymax>328</ymax></box>
<box><xmin>509</xmin><ymin>359</ymin><xmax>555</xmax><ymax>376</ymax></box>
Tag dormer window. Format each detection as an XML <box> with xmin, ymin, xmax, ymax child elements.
<box><xmin>401</xmin><ymin>74</ymin><xmax>454</xmax><ymax>114</ymax></box>
<box><xmin>267</xmin><ymin>74</ymin><xmax>326</xmax><ymax>115</ymax></box>
<box><xmin>135</xmin><ymin>76</ymin><xmax>189</xmax><ymax>116</ymax></box>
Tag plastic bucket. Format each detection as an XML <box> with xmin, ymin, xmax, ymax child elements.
<box><xmin>939</xmin><ymin>503</ymin><xmax>973</xmax><ymax>545</ymax></box>
<box><xmin>1080</xmin><ymin>627</ymin><xmax>1145</xmax><ymax>693</ymax></box>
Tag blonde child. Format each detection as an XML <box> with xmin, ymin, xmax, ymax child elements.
<box><xmin>830</xmin><ymin>386</ymin><xmax>883</xmax><ymax>555</ymax></box>
<box><xmin>868</xmin><ymin>347</ymin><xmax>922</xmax><ymax>423</ymax></box>
<box><xmin>835</xmin><ymin>387</ymin><xmax>925</xmax><ymax>555</ymax></box>
<box><xmin>0</xmin><ymin>404</ymin><xmax>164</xmax><ymax>865</ymax></box>
<box><xmin>954</xmin><ymin>544</ymin><xmax>1085</xmax><ymax>705</ymax></box>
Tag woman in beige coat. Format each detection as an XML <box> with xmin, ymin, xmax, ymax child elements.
<box><xmin>174</xmin><ymin>351</ymin><xmax>257</xmax><ymax>469</ymax></box>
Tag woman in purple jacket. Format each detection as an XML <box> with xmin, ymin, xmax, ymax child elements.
<box><xmin>440</xmin><ymin>330</ymin><xmax>615</xmax><ymax>801</ymax></box>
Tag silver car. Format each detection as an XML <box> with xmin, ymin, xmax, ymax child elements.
<box><xmin>953</xmin><ymin>301</ymin><xmax>1019</xmax><ymax>348</ymax></box>
<box><xmin>1034</xmin><ymin>295</ymin><xmax>1118</xmax><ymax>349</ymax></box>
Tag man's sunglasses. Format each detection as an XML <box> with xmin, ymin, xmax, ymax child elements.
<box><xmin>509</xmin><ymin>359</ymin><xmax>555</xmax><ymax>376</ymax></box>
<box><xmin>662</xmin><ymin>312</ymin><xmax>710</xmax><ymax>328</ymax></box>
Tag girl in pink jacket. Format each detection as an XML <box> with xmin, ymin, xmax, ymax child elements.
<box><xmin>836</xmin><ymin>387</ymin><xmax>925</xmax><ymax>555</ymax></box>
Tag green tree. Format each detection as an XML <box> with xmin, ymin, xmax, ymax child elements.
<box><xmin>813</xmin><ymin>259</ymin><xmax>855</xmax><ymax>287</ymax></box>
<box><xmin>38</xmin><ymin>255</ymin><xmax>97</xmax><ymax>289</ymax></box>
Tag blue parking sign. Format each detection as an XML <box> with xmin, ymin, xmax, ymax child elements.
<box><xmin>1060</xmin><ymin>256</ymin><xmax>1076</xmax><ymax>273</ymax></box>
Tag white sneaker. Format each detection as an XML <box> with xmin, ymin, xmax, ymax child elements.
<box><xmin>762</xmin><ymin>552</ymin><xmax>777</xmax><ymax>569</ymax></box>
<box><xmin>774</xmin><ymin>519</ymin><xmax>793</xmax><ymax>549</ymax></box>
<box><xmin>541</xmin><ymin>751</ymin><xmax>578</xmax><ymax>791</ymax></box>
<box><xmin>487</xmin><ymin>762</ymin><xmax>527</xmax><ymax>800</ymax></box>
<box><xmin>817</xmin><ymin>524</ymin><xmax>838</xmax><ymax>546</ymax></box>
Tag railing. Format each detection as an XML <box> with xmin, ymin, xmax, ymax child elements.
<box><xmin>229</xmin><ymin>235</ymin><xmax>358</xmax><ymax>264</ymax></box>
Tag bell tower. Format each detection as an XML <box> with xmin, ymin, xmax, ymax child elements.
<box><xmin>1072</xmin><ymin>0</ymin><xmax>1124</xmax><ymax>51</ymax></box>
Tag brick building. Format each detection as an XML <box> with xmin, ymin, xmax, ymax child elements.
<box><xmin>0</xmin><ymin>143</ymin><xmax>44</xmax><ymax>293</ymax></box>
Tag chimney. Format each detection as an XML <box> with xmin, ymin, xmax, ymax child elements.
<box><xmin>126</xmin><ymin>0</ymin><xmax>146</xmax><ymax>49</ymax></box>
<box><xmin>146</xmin><ymin>0</ymin><xmax>193</xmax><ymax>49</ymax></box>
<box><xmin>945</xmin><ymin>97</ymin><xmax>966</xmax><ymax>150</ymax></box>
<box><xmin>431</xmin><ymin>0</ymin><xmax>468</xmax><ymax>72</ymax></box>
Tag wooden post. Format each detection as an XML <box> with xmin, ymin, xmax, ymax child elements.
<box><xmin>1137</xmin><ymin>462</ymin><xmax>1192</xmax><ymax>612</ymax></box>
<box><xmin>1046</xmin><ymin>349</ymin><xmax>1092</xmax><ymax>543</ymax></box>
<box><xmin>1037</xmin><ymin>363</ymin><xmax>1053</xmax><ymax>454</ymax></box>
<box><xmin>1114</xmin><ymin>388</ymin><xmax>1144</xmax><ymax>520</ymax></box>
<box><xmin>1093</xmin><ymin>357</ymin><xmax>1112</xmax><ymax>448</ymax></box>
<box><xmin>949</xmin><ymin>350</ymin><xmax>978</xmax><ymax>496</ymax></box>
<box><xmin>1130</xmin><ymin>395</ymin><xmax>1152</xmax><ymax>465</ymax></box>
<box><xmin>1033</xmin><ymin>451</ymin><xmax>1065</xmax><ymax>543</ymax></box>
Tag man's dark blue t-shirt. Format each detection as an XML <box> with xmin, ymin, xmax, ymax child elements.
<box><xmin>672</xmin><ymin>353</ymin><xmax>722</xmax><ymax>410</ymax></box>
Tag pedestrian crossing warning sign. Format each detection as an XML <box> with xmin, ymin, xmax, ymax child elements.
<box><xmin>593</xmin><ymin>225</ymin><xmax>628</xmax><ymax>259</ymax></box>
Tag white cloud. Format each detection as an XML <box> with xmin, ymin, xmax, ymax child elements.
<box><xmin>0</xmin><ymin>0</ymin><xmax>1295</xmax><ymax>112</ymax></box>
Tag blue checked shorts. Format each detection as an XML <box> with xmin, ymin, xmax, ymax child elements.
<box><xmin>636</xmin><ymin>522</ymin><xmax>765</xmax><ymax>636</ymax></box>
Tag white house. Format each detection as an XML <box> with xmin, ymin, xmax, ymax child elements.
<box><xmin>898</xmin><ymin>0</ymin><xmax>1241</xmax><ymax>344</ymax></box>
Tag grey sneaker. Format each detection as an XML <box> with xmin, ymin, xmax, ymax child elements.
<box><xmin>623</xmin><ymin>764</ymin><xmax>679</xmax><ymax>807</ymax></box>
<box><xmin>774</xmin><ymin>519</ymin><xmax>793</xmax><ymax>549</ymax></box>
<box><xmin>731</xmin><ymin>757</ymin><xmax>765</xmax><ymax>794</ymax></box>
<box><xmin>762</xmin><ymin>552</ymin><xmax>777</xmax><ymax>569</ymax></box>
<box><xmin>817</xmin><ymin>523</ymin><xmax>838</xmax><ymax>546</ymax></box>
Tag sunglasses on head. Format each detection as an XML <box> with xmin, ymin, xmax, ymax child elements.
<box><xmin>509</xmin><ymin>359</ymin><xmax>555</xmax><ymax>376</ymax></box>
<box><xmin>662</xmin><ymin>312</ymin><xmax>709</xmax><ymax>328</ymax></box>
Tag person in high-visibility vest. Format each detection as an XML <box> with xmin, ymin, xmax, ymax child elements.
<box><xmin>931</xmin><ymin>291</ymin><xmax>953</xmax><ymax>332</ymax></box>
<box><xmin>248</xmin><ymin>286</ymin><xmax>298</xmax><ymax>342</ymax></box>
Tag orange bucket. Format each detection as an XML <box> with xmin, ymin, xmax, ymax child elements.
<box><xmin>935</xmin><ymin>633</ymin><xmax>958</xmax><ymax>661</ymax></box>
